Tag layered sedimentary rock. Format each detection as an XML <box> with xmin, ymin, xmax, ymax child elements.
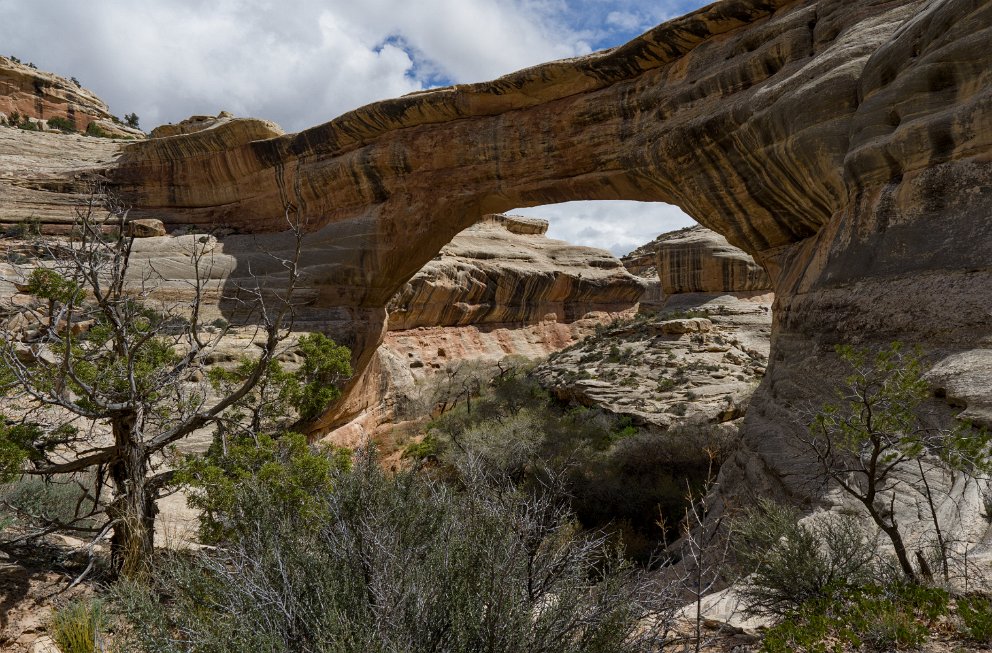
<box><xmin>388</xmin><ymin>214</ymin><xmax>644</xmax><ymax>330</ymax></box>
<box><xmin>0</xmin><ymin>127</ymin><xmax>122</xmax><ymax>230</ymax></box>
<box><xmin>1</xmin><ymin>0</ymin><xmax>990</xmax><ymax>544</ymax></box>
<box><xmin>0</xmin><ymin>55</ymin><xmax>139</xmax><ymax>137</ymax></box>
<box><xmin>655</xmin><ymin>225</ymin><xmax>771</xmax><ymax>294</ymax></box>
<box><xmin>330</xmin><ymin>214</ymin><xmax>644</xmax><ymax>443</ymax></box>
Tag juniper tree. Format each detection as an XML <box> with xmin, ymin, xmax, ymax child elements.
<box><xmin>0</xmin><ymin>192</ymin><xmax>349</xmax><ymax>576</ymax></box>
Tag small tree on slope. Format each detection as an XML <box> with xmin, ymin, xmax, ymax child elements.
<box><xmin>803</xmin><ymin>343</ymin><xmax>992</xmax><ymax>582</ymax></box>
<box><xmin>0</xmin><ymin>192</ymin><xmax>349</xmax><ymax>576</ymax></box>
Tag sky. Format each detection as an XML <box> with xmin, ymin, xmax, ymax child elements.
<box><xmin>0</xmin><ymin>0</ymin><xmax>709</xmax><ymax>256</ymax></box>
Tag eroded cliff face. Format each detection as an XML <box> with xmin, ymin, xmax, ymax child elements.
<box><xmin>388</xmin><ymin>214</ymin><xmax>644</xmax><ymax>330</ymax></box>
<box><xmin>328</xmin><ymin>214</ymin><xmax>644</xmax><ymax>443</ymax></box>
<box><xmin>655</xmin><ymin>225</ymin><xmax>771</xmax><ymax>295</ymax></box>
<box><xmin>2</xmin><ymin>1</ymin><xmax>990</xmax><ymax>537</ymax></box>
<box><xmin>0</xmin><ymin>55</ymin><xmax>140</xmax><ymax>137</ymax></box>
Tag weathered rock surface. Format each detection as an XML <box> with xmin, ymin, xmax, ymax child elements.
<box><xmin>327</xmin><ymin>215</ymin><xmax>643</xmax><ymax>442</ymax></box>
<box><xmin>655</xmin><ymin>225</ymin><xmax>770</xmax><ymax>294</ymax></box>
<box><xmin>125</xmin><ymin>218</ymin><xmax>167</xmax><ymax>237</ymax></box>
<box><xmin>0</xmin><ymin>55</ymin><xmax>139</xmax><ymax>137</ymax></box>
<box><xmin>1</xmin><ymin>0</ymin><xmax>990</xmax><ymax>549</ymax></box>
<box><xmin>0</xmin><ymin>127</ymin><xmax>122</xmax><ymax>230</ymax></box>
<box><xmin>387</xmin><ymin>214</ymin><xmax>644</xmax><ymax>330</ymax></box>
<box><xmin>535</xmin><ymin>297</ymin><xmax>770</xmax><ymax>433</ymax></box>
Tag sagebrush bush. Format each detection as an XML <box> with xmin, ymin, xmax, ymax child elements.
<box><xmin>733</xmin><ymin>500</ymin><xmax>879</xmax><ymax>617</ymax></box>
<box><xmin>115</xmin><ymin>448</ymin><xmax>676</xmax><ymax>652</ymax></box>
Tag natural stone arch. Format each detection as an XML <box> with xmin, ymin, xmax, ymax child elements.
<box><xmin>105</xmin><ymin>0</ymin><xmax>992</xmax><ymax>515</ymax></box>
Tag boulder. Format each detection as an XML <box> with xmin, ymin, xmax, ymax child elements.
<box><xmin>125</xmin><ymin>218</ymin><xmax>167</xmax><ymax>238</ymax></box>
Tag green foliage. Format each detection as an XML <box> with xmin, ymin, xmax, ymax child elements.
<box><xmin>762</xmin><ymin>583</ymin><xmax>949</xmax><ymax>653</ymax></box>
<box><xmin>46</xmin><ymin>116</ymin><xmax>76</xmax><ymax>132</ymax></box>
<box><xmin>123</xmin><ymin>112</ymin><xmax>140</xmax><ymax>129</ymax></box>
<box><xmin>50</xmin><ymin>598</ymin><xmax>106</xmax><ymax>653</ymax></box>
<box><xmin>422</xmin><ymin>370</ymin><xmax>722</xmax><ymax>564</ymax></box>
<box><xmin>0</xmin><ymin>418</ymin><xmax>43</xmax><ymax>482</ymax></box>
<box><xmin>808</xmin><ymin>342</ymin><xmax>992</xmax><ymax>580</ymax></box>
<box><xmin>957</xmin><ymin>594</ymin><xmax>992</xmax><ymax>643</ymax></box>
<box><xmin>26</xmin><ymin>267</ymin><xmax>84</xmax><ymax>305</ymax></box>
<box><xmin>18</xmin><ymin>118</ymin><xmax>37</xmax><ymax>131</ymax></box>
<box><xmin>116</xmin><ymin>449</ymin><xmax>667</xmax><ymax>653</ymax></box>
<box><xmin>734</xmin><ymin>500</ymin><xmax>879</xmax><ymax>617</ymax></box>
<box><xmin>176</xmin><ymin>432</ymin><xmax>350</xmax><ymax>544</ymax></box>
<box><xmin>402</xmin><ymin>432</ymin><xmax>441</xmax><ymax>460</ymax></box>
<box><xmin>288</xmin><ymin>332</ymin><xmax>352</xmax><ymax>421</ymax></box>
<box><xmin>84</xmin><ymin>121</ymin><xmax>108</xmax><ymax>137</ymax></box>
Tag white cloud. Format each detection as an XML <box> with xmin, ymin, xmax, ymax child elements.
<box><xmin>0</xmin><ymin>0</ymin><xmax>707</xmax><ymax>132</ymax></box>
<box><xmin>605</xmin><ymin>11</ymin><xmax>645</xmax><ymax>31</ymax></box>
<box><xmin>511</xmin><ymin>201</ymin><xmax>696</xmax><ymax>257</ymax></box>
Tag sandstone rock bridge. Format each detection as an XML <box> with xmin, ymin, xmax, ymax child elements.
<box><xmin>105</xmin><ymin>0</ymin><xmax>991</xmax><ymax>505</ymax></box>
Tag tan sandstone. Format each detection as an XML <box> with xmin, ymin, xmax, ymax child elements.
<box><xmin>0</xmin><ymin>0</ymin><xmax>989</xmax><ymax>546</ymax></box>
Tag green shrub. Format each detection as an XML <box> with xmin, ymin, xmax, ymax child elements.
<box><xmin>762</xmin><ymin>584</ymin><xmax>948</xmax><ymax>653</ymax></box>
<box><xmin>402</xmin><ymin>432</ymin><xmax>440</xmax><ymax>460</ymax></box>
<box><xmin>177</xmin><ymin>432</ymin><xmax>350</xmax><ymax>544</ymax></box>
<box><xmin>84</xmin><ymin>122</ymin><xmax>108</xmax><ymax>137</ymax></box>
<box><xmin>50</xmin><ymin>598</ymin><xmax>106</xmax><ymax>653</ymax></box>
<box><xmin>734</xmin><ymin>500</ymin><xmax>879</xmax><ymax>617</ymax></box>
<box><xmin>46</xmin><ymin>116</ymin><xmax>76</xmax><ymax>132</ymax></box>
<box><xmin>119</xmin><ymin>449</ymin><xmax>672</xmax><ymax>652</ymax></box>
<box><xmin>958</xmin><ymin>594</ymin><xmax>992</xmax><ymax>643</ymax></box>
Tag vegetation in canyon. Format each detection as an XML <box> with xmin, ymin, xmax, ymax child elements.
<box><xmin>0</xmin><ymin>193</ymin><xmax>347</xmax><ymax>576</ymax></box>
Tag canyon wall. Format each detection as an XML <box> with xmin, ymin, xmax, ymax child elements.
<box><xmin>330</xmin><ymin>213</ymin><xmax>644</xmax><ymax>443</ymax></box>
<box><xmin>2</xmin><ymin>0</ymin><xmax>990</xmax><ymax>531</ymax></box>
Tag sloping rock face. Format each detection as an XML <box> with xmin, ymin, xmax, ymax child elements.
<box><xmin>387</xmin><ymin>214</ymin><xmax>644</xmax><ymax>330</ymax></box>
<box><xmin>2</xmin><ymin>1</ymin><xmax>991</xmax><ymax>534</ymax></box>
<box><xmin>655</xmin><ymin>225</ymin><xmax>771</xmax><ymax>294</ymax></box>
<box><xmin>0</xmin><ymin>56</ymin><xmax>137</xmax><ymax>136</ymax></box>
<box><xmin>0</xmin><ymin>128</ymin><xmax>122</xmax><ymax>230</ymax></box>
<box><xmin>329</xmin><ymin>214</ymin><xmax>644</xmax><ymax>443</ymax></box>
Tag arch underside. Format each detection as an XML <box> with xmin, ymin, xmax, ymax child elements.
<box><xmin>107</xmin><ymin>0</ymin><xmax>992</xmax><ymax>506</ymax></box>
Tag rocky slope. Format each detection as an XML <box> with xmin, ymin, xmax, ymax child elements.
<box><xmin>0</xmin><ymin>0</ymin><xmax>989</xmax><ymax>550</ymax></box>
<box><xmin>538</xmin><ymin>225</ymin><xmax>773</xmax><ymax>434</ymax></box>
<box><xmin>0</xmin><ymin>55</ymin><xmax>140</xmax><ymax>137</ymax></box>
<box><xmin>327</xmin><ymin>214</ymin><xmax>645</xmax><ymax>443</ymax></box>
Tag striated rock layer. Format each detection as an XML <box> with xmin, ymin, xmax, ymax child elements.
<box><xmin>387</xmin><ymin>214</ymin><xmax>644</xmax><ymax>330</ymax></box>
<box><xmin>328</xmin><ymin>214</ymin><xmax>644</xmax><ymax>443</ymax></box>
<box><xmin>655</xmin><ymin>225</ymin><xmax>771</xmax><ymax>294</ymax></box>
<box><xmin>2</xmin><ymin>1</ymin><xmax>990</xmax><ymax>538</ymax></box>
<box><xmin>0</xmin><ymin>55</ymin><xmax>140</xmax><ymax>137</ymax></box>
